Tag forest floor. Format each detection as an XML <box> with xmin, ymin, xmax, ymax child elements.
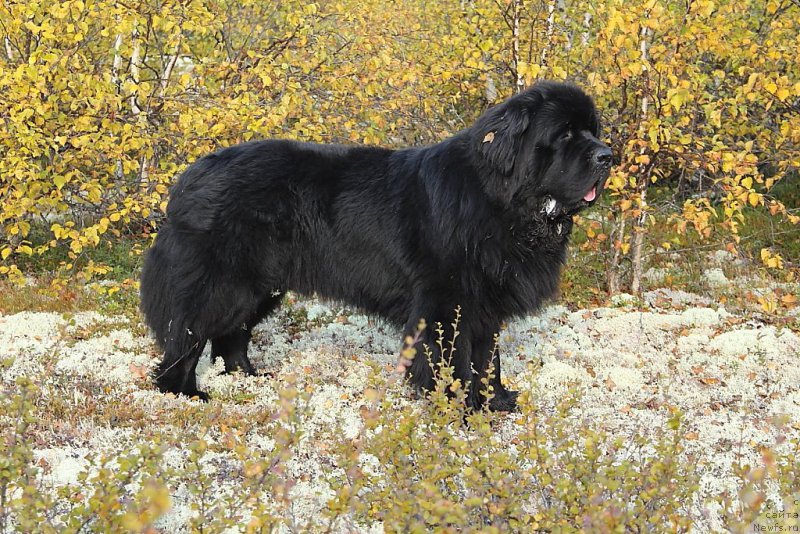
<box><xmin>1</xmin><ymin>250</ymin><xmax>798</xmax><ymax>532</ymax></box>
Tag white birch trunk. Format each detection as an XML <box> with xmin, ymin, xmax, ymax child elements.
<box><xmin>112</xmin><ymin>33</ymin><xmax>124</xmax><ymax>181</ymax></box>
<box><xmin>541</xmin><ymin>0</ymin><xmax>556</xmax><ymax>66</ymax></box>
<box><xmin>512</xmin><ymin>0</ymin><xmax>524</xmax><ymax>93</ymax></box>
<box><xmin>129</xmin><ymin>26</ymin><xmax>142</xmax><ymax>116</ymax></box>
<box><xmin>630</xmin><ymin>26</ymin><xmax>651</xmax><ymax>295</ymax></box>
<box><xmin>129</xmin><ymin>25</ymin><xmax>148</xmax><ymax>183</ymax></box>
<box><xmin>4</xmin><ymin>37</ymin><xmax>14</xmax><ymax>61</ymax></box>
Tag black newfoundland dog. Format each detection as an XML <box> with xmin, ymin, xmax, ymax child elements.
<box><xmin>140</xmin><ymin>81</ymin><xmax>611</xmax><ymax>411</ymax></box>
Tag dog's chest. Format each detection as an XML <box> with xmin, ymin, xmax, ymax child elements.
<box><xmin>469</xmin><ymin>229</ymin><xmax>568</xmax><ymax>316</ymax></box>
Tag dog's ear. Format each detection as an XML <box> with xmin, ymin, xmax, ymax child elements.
<box><xmin>475</xmin><ymin>89</ymin><xmax>541</xmax><ymax>175</ymax></box>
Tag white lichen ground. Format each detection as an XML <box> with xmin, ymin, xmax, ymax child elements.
<box><xmin>1</xmin><ymin>264</ymin><xmax>798</xmax><ymax>532</ymax></box>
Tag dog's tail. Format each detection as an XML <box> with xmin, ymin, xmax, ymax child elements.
<box><xmin>139</xmin><ymin>225</ymin><xmax>176</xmax><ymax>349</ymax></box>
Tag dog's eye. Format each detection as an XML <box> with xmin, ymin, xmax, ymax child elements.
<box><xmin>560</xmin><ymin>131</ymin><xmax>573</xmax><ymax>142</ymax></box>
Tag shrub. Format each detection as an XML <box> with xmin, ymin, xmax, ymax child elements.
<box><xmin>1</xmin><ymin>0</ymin><xmax>797</xmax><ymax>290</ymax></box>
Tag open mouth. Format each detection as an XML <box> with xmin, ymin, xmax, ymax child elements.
<box><xmin>554</xmin><ymin>177</ymin><xmax>607</xmax><ymax>217</ymax></box>
<box><xmin>582</xmin><ymin>171</ymin><xmax>609</xmax><ymax>205</ymax></box>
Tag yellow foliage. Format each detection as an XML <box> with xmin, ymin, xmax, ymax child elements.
<box><xmin>760</xmin><ymin>249</ymin><xmax>784</xmax><ymax>270</ymax></box>
<box><xmin>0</xmin><ymin>0</ymin><xmax>797</xmax><ymax>281</ymax></box>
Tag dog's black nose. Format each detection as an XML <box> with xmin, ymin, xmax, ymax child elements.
<box><xmin>593</xmin><ymin>147</ymin><xmax>613</xmax><ymax>166</ymax></box>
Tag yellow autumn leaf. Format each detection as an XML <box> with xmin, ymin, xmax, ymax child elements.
<box><xmin>758</xmin><ymin>295</ymin><xmax>778</xmax><ymax>314</ymax></box>
<box><xmin>760</xmin><ymin>249</ymin><xmax>784</xmax><ymax>270</ymax></box>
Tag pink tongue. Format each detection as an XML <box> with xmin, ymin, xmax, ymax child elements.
<box><xmin>583</xmin><ymin>186</ymin><xmax>597</xmax><ymax>202</ymax></box>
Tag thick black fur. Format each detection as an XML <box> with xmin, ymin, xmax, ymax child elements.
<box><xmin>140</xmin><ymin>81</ymin><xmax>612</xmax><ymax>410</ymax></box>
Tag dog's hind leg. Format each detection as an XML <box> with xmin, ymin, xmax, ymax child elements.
<box><xmin>403</xmin><ymin>313</ymin><xmax>436</xmax><ymax>394</ymax></box>
<box><xmin>210</xmin><ymin>293</ymin><xmax>283</xmax><ymax>375</ymax></box>
<box><xmin>154</xmin><ymin>327</ymin><xmax>209</xmax><ymax>401</ymax></box>
<box><xmin>211</xmin><ymin>327</ymin><xmax>254</xmax><ymax>375</ymax></box>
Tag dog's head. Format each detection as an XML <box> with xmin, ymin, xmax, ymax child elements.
<box><xmin>473</xmin><ymin>81</ymin><xmax>612</xmax><ymax>215</ymax></box>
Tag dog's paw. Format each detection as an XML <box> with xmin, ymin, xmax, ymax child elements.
<box><xmin>166</xmin><ymin>388</ymin><xmax>209</xmax><ymax>402</ymax></box>
<box><xmin>488</xmin><ymin>389</ymin><xmax>519</xmax><ymax>412</ymax></box>
<box><xmin>187</xmin><ymin>390</ymin><xmax>210</xmax><ymax>402</ymax></box>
